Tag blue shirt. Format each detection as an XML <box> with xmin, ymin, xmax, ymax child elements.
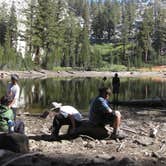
<box><xmin>89</xmin><ymin>96</ymin><xmax>110</xmax><ymax>125</ymax></box>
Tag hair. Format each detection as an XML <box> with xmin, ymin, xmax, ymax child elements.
<box><xmin>11</xmin><ymin>74</ymin><xmax>19</xmax><ymax>81</ymax></box>
<box><xmin>98</xmin><ymin>87</ymin><xmax>112</xmax><ymax>96</ymax></box>
<box><xmin>103</xmin><ymin>77</ymin><xmax>107</xmax><ymax>81</ymax></box>
<box><xmin>0</xmin><ymin>96</ymin><xmax>13</xmax><ymax>106</ymax></box>
<box><xmin>115</xmin><ymin>73</ymin><xmax>118</xmax><ymax>77</ymax></box>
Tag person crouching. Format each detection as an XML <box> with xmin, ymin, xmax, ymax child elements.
<box><xmin>51</xmin><ymin>102</ymin><xmax>83</xmax><ymax>139</ymax></box>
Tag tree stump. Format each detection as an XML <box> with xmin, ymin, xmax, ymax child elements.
<box><xmin>0</xmin><ymin>133</ymin><xmax>29</xmax><ymax>153</ymax></box>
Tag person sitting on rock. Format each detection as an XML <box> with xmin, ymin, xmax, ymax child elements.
<box><xmin>51</xmin><ymin>102</ymin><xmax>83</xmax><ymax>139</ymax></box>
<box><xmin>0</xmin><ymin>96</ymin><xmax>25</xmax><ymax>134</ymax></box>
<box><xmin>89</xmin><ymin>87</ymin><xmax>125</xmax><ymax>139</ymax></box>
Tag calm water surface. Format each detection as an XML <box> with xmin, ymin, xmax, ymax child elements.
<box><xmin>0</xmin><ymin>77</ymin><xmax>165</xmax><ymax>113</ymax></box>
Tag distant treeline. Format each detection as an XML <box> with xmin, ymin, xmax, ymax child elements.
<box><xmin>0</xmin><ymin>0</ymin><xmax>165</xmax><ymax>70</ymax></box>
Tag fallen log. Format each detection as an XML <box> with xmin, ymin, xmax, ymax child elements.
<box><xmin>74</xmin><ymin>120</ymin><xmax>109</xmax><ymax>139</ymax></box>
<box><xmin>111</xmin><ymin>98</ymin><xmax>166</xmax><ymax>107</ymax></box>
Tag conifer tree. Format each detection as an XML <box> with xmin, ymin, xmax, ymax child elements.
<box><xmin>8</xmin><ymin>1</ymin><xmax>18</xmax><ymax>49</ymax></box>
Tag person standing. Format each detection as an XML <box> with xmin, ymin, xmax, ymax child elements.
<box><xmin>112</xmin><ymin>73</ymin><xmax>120</xmax><ymax>102</ymax></box>
<box><xmin>6</xmin><ymin>74</ymin><xmax>20</xmax><ymax>120</ymax></box>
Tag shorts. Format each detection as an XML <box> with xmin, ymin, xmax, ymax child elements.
<box><xmin>103</xmin><ymin>112</ymin><xmax>116</xmax><ymax>126</ymax></box>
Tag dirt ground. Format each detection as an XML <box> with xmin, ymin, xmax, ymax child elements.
<box><xmin>1</xmin><ymin>107</ymin><xmax>165</xmax><ymax>166</ymax></box>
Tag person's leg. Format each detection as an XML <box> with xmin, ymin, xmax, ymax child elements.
<box><xmin>112</xmin><ymin>111</ymin><xmax>121</xmax><ymax>134</ymax></box>
<box><xmin>11</xmin><ymin>107</ymin><xmax>17</xmax><ymax>121</ymax></box>
<box><xmin>67</xmin><ymin>120</ymin><xmax>82</xmax><ymax>135</ymax></box>
<box><xmin>52</xmin><ymin>114</ymin><xmax>71</xmax><ymax>137</ymax></box>
<box><xmin>14</xmin><ymin>120</ymin><xmax>25</xmax><ymax>134</ymax></box>
<box><xmin>104</xmin><ymin>111</ymin><xmax>122</xmax><ymax>137</ymax></box>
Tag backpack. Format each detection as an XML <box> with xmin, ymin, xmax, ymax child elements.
<box><xmin>0</xmin><ymin>105</ymin><xmax>14</xmax><ymax>132</ymax></box>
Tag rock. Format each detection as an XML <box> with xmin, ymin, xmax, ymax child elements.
<box><xmin>96</xmin><ymin>154</ymin><xmax>113</xmax><ymax>160</ymax></box>
<box><xmin>0</xmin><ymin>133</ymin><xmax>29</xmax><ymax>153</ymax></box>
<box><xmin>149</xmin><ymin>128</ymin><xmax>158</xmax><ymax>138</ymax></box>
<box><xmin>117</xmin><ymin>157</ymin><xmax>136</xmax><ymax>166</ymax></box>
<box><xmin>74</xmin><ymin>137</ymin><xmax>83</xmax><ymax>144</ymax></box>
<box><xmin>100</xmin><ymin>140</ymin><xmax>107</xmax><ymax>145</ymax></box>
<box><xmin>40</xmin><ymin>111</ymin><xmax>50</xmax><ymax>118</ymax></box>
<box><xmin>151</xmin><ymin>152</ymin><xmax>160</xmax><ymax>158</ymax></box>
<box><xmin>84</xmin><ymin>141</ymin><xmax>95</xmax><ymax>149</ymax></box>
<box><xmin>133</xmin><ymin>136</ymin><xmax>154</xmax><ymax>146</ymax></box>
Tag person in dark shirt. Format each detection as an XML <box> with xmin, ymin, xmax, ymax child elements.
<box><xmin>89</xmin><ymin>87</ymin><xmax>124</xmax><ymax>139</ymax></box>
<box><xmin>112</xmin><ymin>73</ymin><xmax>120</xmax><ymax>102</ymax></box>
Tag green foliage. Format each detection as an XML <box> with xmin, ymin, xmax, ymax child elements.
<box><xmin>0</xmin><ymin>0</ymin><xmax>165</xmax><ymax>71</ymax></box>
<box><xmin>99</xmin><ymin>64</ymin><xmax>128</xmax><ymax>72</ymax></box>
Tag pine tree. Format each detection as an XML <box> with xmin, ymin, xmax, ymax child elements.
<box><xmin>136</xmin><ymin>8</ymin><xmax>154</xmax><ymax>63</ymax></box>
<box><xmin>79</xmin><ymin>0</ymin><xmax>91</xmax><ymax>69</ymax></box>
<box><xmin>152</xmin><ymin>6</ymin><xmax>166</xmax><ymax>58</ymax></box>
<box><xmin>8</xmin><ymin>1</ymin><xmax>18</xmax><ymax>49</ymax></box>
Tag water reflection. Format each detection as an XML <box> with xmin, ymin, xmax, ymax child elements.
<box><xmin>0</xmin><ymin>77</ymin><xmax>165</xmax><ymax>113</ymax></box>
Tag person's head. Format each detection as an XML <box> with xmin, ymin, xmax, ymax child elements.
<box><xmin>98</xmin><ymin>87</ymin><xmax>112</xmax><ymax>99</ymax></box>
<box><xmin>115</xmin><ymin>73</ymin><xmax>118</xmax><ymax>77</ymax></box>
<box><xmin>51</xmin><ymin>102</ymin><xmax>62</xmax><ymax>112</ymax></box>
<box><xmin>11</xmin><ymin>74</ymin><xmax>19</xmax><ymax>84</ymax></box>
<box><xmin>103</xmin><ymin>77</ymin><xmax>107</xmax><ymax>81</ymax></box>
<box><xmin>0</xmin><ymin>96</ymin><xmax>13</xmax><ymax>106</ymax></box>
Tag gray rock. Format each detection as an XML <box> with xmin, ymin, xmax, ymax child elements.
<box><xmin>0</xmin><ymin>133</ymin><xmax>29</xmax><ymax>153</ymax></box>
<box><xmin>133</xmin><ymin>136</ymin><xmax>154</xmax><ymax>146</ymax></box>
<box><xmin>117</xmin><ymin>157</ymin><xmax>137</xmax><ymax>166</ymax></box>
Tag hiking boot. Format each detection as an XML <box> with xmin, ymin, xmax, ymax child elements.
<box><xmin>111</xmin><ymin>130</ymin><xmax>126</xmax><ymax>140</ymax></box>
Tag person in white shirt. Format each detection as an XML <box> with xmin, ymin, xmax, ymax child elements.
<box><xmin>6</xmin><ymin>74</ymin><xmax>20</xmax><ymax>120</ymax></box>
<box><xmin>51</xmin><ymin>102</ymin><xmax>83</xmax><ymax>139</ymax></box>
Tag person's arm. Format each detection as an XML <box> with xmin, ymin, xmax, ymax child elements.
<box><xmin>68</xmin><ymin>114</ymin><xmax>76</xmax><ymax>130</ymax></box>
<box><xmin>8</xmin><ymin>98</ymin><xmax>16</xmax><ymax>108</ymax></box>
<box><xmin>9</xmin><ymin>85</ymin><xmax>20</xmax><ymax>108</ymax></box>
<box><xmin>99</xmin><ymin>98</ymin><xmax>113</xmax><ymax>114</ymax></box>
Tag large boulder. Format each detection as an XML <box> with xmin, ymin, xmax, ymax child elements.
<box><xmin>0</xmin><ymin>133</ymin><xmax>29</xmax><ymax>153</ymax></box>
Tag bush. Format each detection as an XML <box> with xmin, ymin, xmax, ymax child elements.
<box><xmin>98</xmin><ymin>64</ymin><xmax>128</xmax><ymax>72</ymax></box>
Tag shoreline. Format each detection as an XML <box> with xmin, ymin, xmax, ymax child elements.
<box><xmin>0</xmin><ymin>69</ymin><xmax>166</xmax><ymax>79</ymax></box>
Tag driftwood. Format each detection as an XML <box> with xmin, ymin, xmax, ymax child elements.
<box><xmin>116</xmin><ymin>142</ymin><xmax>125</xmax><ymax>152</ymax></box>
<box><xmin>121</xmin><ymin>127</ymin><xmax>138</xmax><ymax>134</ymax></box>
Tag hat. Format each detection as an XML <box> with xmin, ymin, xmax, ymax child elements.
<box><xmin>52</xmin><ymin>102</ymin><xmax>62</xmax><ymax>109</ymax></box>
<box><xmin>11</xmin><ymin>74</ymin><xmax>19</xmax><ymax>81</ymax></box>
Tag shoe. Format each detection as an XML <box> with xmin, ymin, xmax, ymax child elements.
<box><xmin>111</xmin><ymin>130</ymin><xmax>126</xmax><ymax>140</ymax></box>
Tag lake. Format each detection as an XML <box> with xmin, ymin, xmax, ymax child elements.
<box><xmin>0</xmin><ymin>77</ymin><xmax>166</xmax><ymax>113</ymax></box>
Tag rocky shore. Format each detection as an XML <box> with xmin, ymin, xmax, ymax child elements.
<box><xmin>0</xmin><ymin>107</ymin><xmax>166</xmax><ymax>166</ymax></box>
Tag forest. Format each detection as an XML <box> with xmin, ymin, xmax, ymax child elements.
<box><xmin>0</xmin><ymin>0</ymin><xmax>165</xmax><ymax>71</ymax></box>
